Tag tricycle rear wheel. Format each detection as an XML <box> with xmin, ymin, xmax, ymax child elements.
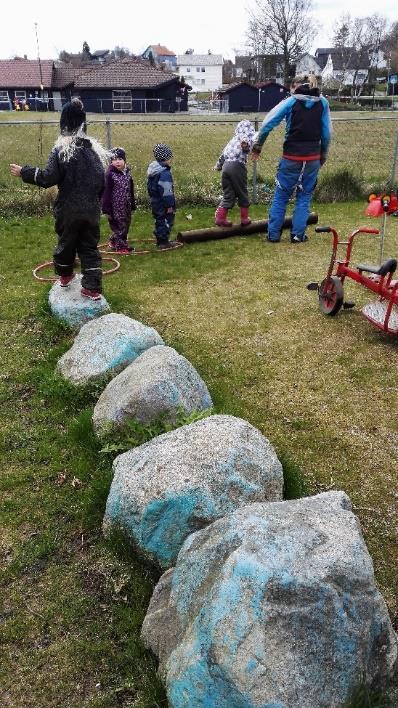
<box><xmin>319</xmin><ymin>276</ymin><xmax>344</xmax><ymax>316</ymax></box>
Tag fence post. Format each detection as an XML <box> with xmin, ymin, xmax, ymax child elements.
<box><xmin>252</xmin><ymin>118</ymin><xmax>259</xmax><ymax>204</ymax></box>
<box><xmin>390</xmin><ymin>128</ymin><xmax>398</xmax><ymax>187</ymax></box>
<box><xmin>105</xmin><ymin>120</ymin><xmax>112</xmax><ymax>149</ymax></box>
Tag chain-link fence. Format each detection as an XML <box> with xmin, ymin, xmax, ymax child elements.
<box><xmin>1</xmin><ymin>114</ymin><xmax>398</xmax><ymax>216</ymax></box>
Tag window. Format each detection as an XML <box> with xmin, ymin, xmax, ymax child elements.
<box><xmin>112</xmin><ymin>89</ymin><xmax>132</xmax><ymax>112</ymax></box>
<box><xmin>201</xmin><ymin>79</ymin><xmax>205</xmax><ymax>85</ymax></box>
<box><xmin>201</xmin><ymin>67</ymin><xmax>205</xmax><ymax>72</ymax></box>
<box><xmin>186</xmin><ymin>67</ymin><xmax>191</xmax><ymax>72</ymax></box>
<box><xmin>196</xmin><ymin>67</ymin><xmax>200</xmax><ymax>72</ymax></box>
<box><xmin>0</xmin><ymin>90</ymin><xmax>9</xmax><ymax>101</ymax></box>
<box><xmin>15</xmin><ymin>90</ymin><xmax>26</xmax><ymax>100</ymax></box>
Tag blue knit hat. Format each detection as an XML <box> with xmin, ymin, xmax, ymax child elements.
<box><xmin>153</xmin><ymin>143</ymin><xmax>173</xmax><ymax>162</ymax></box>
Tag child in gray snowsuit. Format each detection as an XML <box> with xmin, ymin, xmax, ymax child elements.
<box><xmin>214</xmin><ymin>119</ymin><xmax>256</xmax><ymax>227</ymax></box>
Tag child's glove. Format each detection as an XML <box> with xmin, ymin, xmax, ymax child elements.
<box><xmin>213</xmin><ymin>164</ymin><xmax>222</xmax><ymax>171</ymax></box>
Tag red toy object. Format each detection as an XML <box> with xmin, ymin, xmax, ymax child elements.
<box><xmin>307</xmin><ymin>226</ymin><xmax>398</xmax><ymax>335</ymax></box>
<box><xmin>365</xmin><ymin>191</ymin><xmax>398</xmax><ymax>217</ymax></box>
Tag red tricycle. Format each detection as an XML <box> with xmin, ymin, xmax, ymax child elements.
<box><xmin>308</xmin><ymin>225</ymin><xmax>398</xmax><ymax>335</ymax></box>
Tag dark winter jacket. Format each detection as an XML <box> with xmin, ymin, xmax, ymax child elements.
<box><xmin>101</xmin><ymin>164</ymin><xmax>136</xmax><ymax>217</ymax></box>
<box><xmin>147</xmin><ymin>161</ymin><xmax>175</xmax><ymax>213</ymax></box>
<box><xmin>20</xmin><ymin>135</ymin><xmax>106</xmax><ymax>221</ymax></box>
<box><xmin>253</xmin><ymin>87</ymin><xmax>332</xmax><ymax>162</ymax></box>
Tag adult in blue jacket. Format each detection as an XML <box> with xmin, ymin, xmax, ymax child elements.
<box><xmin>252</xmin><ymin>76</ymin><xmax>332</xmax><ymax>243</ymax></box>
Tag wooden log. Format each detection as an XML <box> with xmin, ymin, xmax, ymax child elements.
<box><xmin>177</xmin><ymin>213</ymin><xmax>318</xmax><ymax>244</ymax></box>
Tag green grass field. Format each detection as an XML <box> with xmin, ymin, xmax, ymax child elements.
<box><xmin>0</xmin><ymin>199</ymin><xmax>397</xmax><ymax>706</ymax></box>
<box><xmin>1</xmin><ymin>111</ymin><xmax>398</xmax><ymax>216</ymax></box>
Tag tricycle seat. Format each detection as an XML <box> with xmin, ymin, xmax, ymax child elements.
<box><xmin>356</xmin><ymin>258</ymin><xmax>397</xmax><ymax>277</ymax></box>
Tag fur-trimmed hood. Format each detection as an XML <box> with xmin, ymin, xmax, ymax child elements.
<box><xmin>54</xmin><ymin>128</ymin><xmax>110</xmax><ymax>168</ymax></box>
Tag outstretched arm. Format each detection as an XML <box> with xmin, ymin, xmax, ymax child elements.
<box><xmin>251</xmin><ymin>96</ymin><xmax>293</xmax><ymax>158</ymax></box>
<box><xmin>15</xmin><ymin>149</ymin><xmax>63</xmax><ymax>188</ymax></box>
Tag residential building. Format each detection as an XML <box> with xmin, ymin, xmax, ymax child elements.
<box><xmin>0</xmin><ymin>57</ymin><xmax>182</xmax><ymax>113</ymax></box>
<box><xmin>294</xmin><ymin>53</ymin><xmax>322</xmax><ymax>78</ymax></box>
<box><xmin>176</xmin><ymin>53</ymin><xmax>223</xmax><ymax>91</ymax></box>
<box><xmin>0</xmin><ymin>58</ymin><xmax>54</xmax><ymax>110</ymax></box>
<box><xmin>70</xmin><ymin>58</ymin><xmax>181</xmax><ymax>113</ymax></box>
<box><xmin>217</xmin><ymin>81</ymin><xmax>289</xmax><ymax>113</ymax></box>
<box><xmin>141</xmin><ymin>44</ymin><xmax>177</xmax><ymax>69</ymax></box>
<box><xmin>233</xmin><ymin>54</ymin><xmax>290</xmax><ymax>84</ymax></box>
<box><xmin>315</xmin><ymin>48</ymin><xmax>371</xmax><ymax>87</ymax></box>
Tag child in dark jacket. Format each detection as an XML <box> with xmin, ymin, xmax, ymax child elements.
<box><xmin>147</xmin><ymin>143</ymin><xmax>179</xmax><ymax>250</ymax></box>
<box><xmin>10</xmin><ymin>98</ymin><xmax>108</xmax><ymax>299</ymax></box>
<box><xmin>214</xmin><ymin>119</ymin><xmax>256</xmax><ymax>227</ymax></box>
<box><xmin>102</xmin><ymin>147</ymin><xmax>136</xmax><ymax>254</ymax></box>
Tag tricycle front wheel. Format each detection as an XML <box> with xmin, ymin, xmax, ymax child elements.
<box><xmin>319</xmin><ymin>276</ymin><xmax>344</xmax><ymax>316</ymax></box>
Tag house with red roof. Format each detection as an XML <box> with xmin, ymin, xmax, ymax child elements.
<box><xmin>141</xmin><ymin>44</ymin><xmax>177</xmax><ymax>69</ymax></box>
<box><xmin>0</xmin><ymin>57</ymin><xmax>182</xmax><ymax>113</ymax></box>
<box><xmin>0</xmin><ymin>58</ymin><xmax>55</xmax><ymax>110</ymax></box>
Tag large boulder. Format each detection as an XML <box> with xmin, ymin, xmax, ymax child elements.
<box><xmin>48</xmin><ymin>275</ymin><xmax>110</xmax><ymax>328</ymax></box>
<box><xmin>57</xmin><ymin>313</ymin><xmax>164</xmax><ymax>385</ymax></box>
<box><xmin>93</xmin><ymin>345</ymin><xmax>212</xmax><ymax>432</ymax></box>
<box><xmin>141</xmin><ymin>492</ymin><xmax>397</xmax><ymax>708</ymax></box>
<box><xmin>103</xmin><ymin>414</ymin><xmax>283</xmax><ymax>568</ymax></box>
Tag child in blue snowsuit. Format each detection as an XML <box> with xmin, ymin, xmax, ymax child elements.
<box><xmin>147</xmin><ymin>143</ymin><xmax>178</xmax><ymax>250</ymax></box>
<box><xmin>252</xmin><ymin>75</ymin><xmax>332</xmax><ymax>243</ymax></box>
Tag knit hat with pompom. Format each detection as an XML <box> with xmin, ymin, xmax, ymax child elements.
<box><xmin>60</xmin><ymin>98</ymin><xmax>86</xmax><ymax>134</ymax></box>
<box><xmin>153</xmin><ymin>143</ymin><xmax>173</xmax><ymax>162</ymax></box>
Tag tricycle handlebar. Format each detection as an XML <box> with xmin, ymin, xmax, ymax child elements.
<box><xmin>315</xmin><ymin>226</ymin><xmax>331</xmax><ymax>233</ymax></box>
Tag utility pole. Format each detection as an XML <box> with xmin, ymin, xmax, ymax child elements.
<box><xmin>34</xmin><ymin>22</ymin><xmax>44</xmax><ymax>94</ymax></box>
<box><xmin>386</xmin><ymin>53</ymin><xmax>391</xmax><ymax>97</ymax></box>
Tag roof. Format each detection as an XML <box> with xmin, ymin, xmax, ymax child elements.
<box><xmin>149</xmin><ymin>44</ymin><xmax>176</xmax><ymax>57</ymax></box>
<box><xmin>91</xmin><ymin>50</ymin><xmax>110</xmax><ymax>57</ymax></box>
<box><xmin>219</xmin><ymin>81</ymin><xmax>256</xmax><ymax>94</ymax></box>
<box><xmin>73</xmin><ymin>57</ymin><xmax>178</xmax><ymax>89</ymax></box>
<box><xmin>0</xmin><ymin>59</ymin><xmax>54</xmax><ymax>88</ymax></box>
<box><xmin>316</xmin><ymin>49</ymin><xmax>370</xmax><ymax>71</ymax></box>
<box><xmin>52</xmin><ymin>64</ymin><xmax>83</xmax><ymax>89</ymax></box>
<box><xmin>256</xmin><ymin>81</ymin><xmax>289</xmax><ymax>90</ymax></box>
<box><xmin>177</xmin><ymin>54</ymin><xmax>223</xmax><ymax>66</ymax></box>
<box><xmin>219</xmin><ymin>80</ymin><xmax>289</xmax><ymax>94</ymax></box>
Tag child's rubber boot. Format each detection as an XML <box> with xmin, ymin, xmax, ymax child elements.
<box><xmin>60</xmin><ymin>274</ymin><xmax>75</xmax><ymax>287</ymax></box>
<box><xmin>81</xmin><ymin>287</ymin><xmax>102</xmax><ymax>301</ymax></box>
<box><xmin>215</xmin><ymin>206</ymin><xmax>232</xmax><ymax>227</ymax></box>
<box><xmin>240</xmin><ymin>207</ymin><xmax>251</xmax><ymax>226</ymax></box>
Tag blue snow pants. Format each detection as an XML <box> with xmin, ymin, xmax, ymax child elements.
<box><xmin>268</xmin><ymin>158</ymin><xmax>320</xmax><ymax>241</ymax></box>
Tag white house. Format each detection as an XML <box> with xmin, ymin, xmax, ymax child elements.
<box><xmin>315</xmin><ymin>48</ymin><xmax>371</xmax><ymax>88</ymax></box>
<box><xmin>176</xmin><ymin>53</ymin><xmax>223</xmax><ymax>91</ymax></box>
<box><xmin>295</xmin><ymin>53</ymin><xmax>322</xmax><ymax>77</ymax></box>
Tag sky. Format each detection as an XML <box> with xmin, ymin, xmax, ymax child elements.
<box><xmin>1</xmin><ymin>0</ymin><xmax>396</xmax><ymax>62</ymax></box>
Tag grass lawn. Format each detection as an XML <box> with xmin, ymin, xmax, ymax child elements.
<box><xmin>1</xmin><ymin>200</ymin><xmax>397</xmax><ymax>706</ymax></box>
<box><xmin>1</xmin><ymin>111</ymin><xmax>398</xmax><ymax>216</ymax></box>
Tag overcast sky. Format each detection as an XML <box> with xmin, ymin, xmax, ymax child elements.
<box><xmin>2</xmin><ymin>0</ymin><xmax>396</xmax><ymax>62</ymax></box>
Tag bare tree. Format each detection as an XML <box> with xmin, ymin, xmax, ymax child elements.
<box><xmin>331</xmin><ymin>13</ymin><xmax>387</xmax><ymax>98</ymax></box>
<box><xmin>381</xmin><ymin>21</ymin><xmax>398</xmax><ymax>73</ymax></box>
<box><xmin>246</xmin><ymin>0</ymin><xmax>317</xmax><ymax>85</ymax></box>
<box><xmin>108</xmin><ymin>46</ymin><xmax>134</xmax><ymax>61</ymax></box>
